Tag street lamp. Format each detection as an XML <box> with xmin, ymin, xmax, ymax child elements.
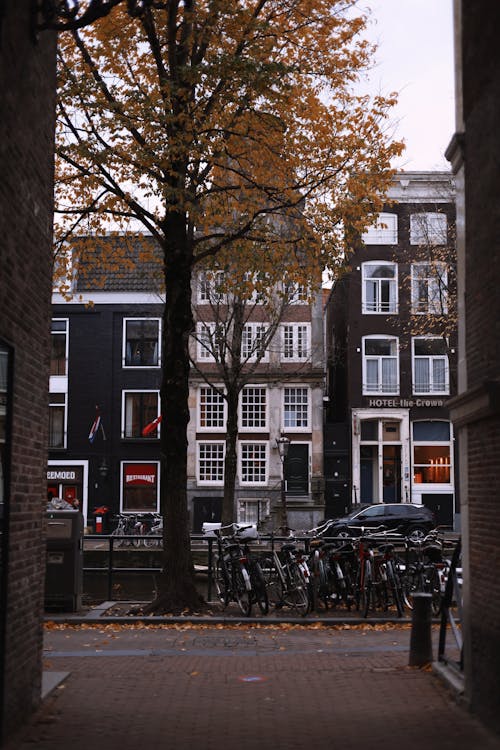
<box><xmin>276</xmin><ymin>435</ymin><xmax>290</xmax><ymax>532</ymax></box>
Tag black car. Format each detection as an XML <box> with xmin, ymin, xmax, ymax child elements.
<box><xmin>312</xmin><ymin>503</ymin><xmax>436</xmax><ymax>541</ymax></box>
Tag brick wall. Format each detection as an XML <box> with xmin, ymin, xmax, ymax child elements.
<box><xmin>0</xmin><ymin>1</ymin><xmax>57</xmax><ymax>741</ymax></box>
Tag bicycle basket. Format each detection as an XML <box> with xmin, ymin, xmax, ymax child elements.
<box><xmin>235</xmin><ymin>524</ymin><xmax>258</xmax><ymax>541</ymax></box>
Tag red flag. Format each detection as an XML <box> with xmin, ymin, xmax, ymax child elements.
<box><xmin>142</xmin><ymin>414</ymin><xmax>162</xmax><ymax>436</ymax></box>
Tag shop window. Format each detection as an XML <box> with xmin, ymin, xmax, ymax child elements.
<box><xmin>50</xmin><ymin>319</ymin><xmax>68</xmax><ymax>375</ymax></box>
<box><xmin>122</xmin><ymin>462</ymin><xmax>159</xmax><ymax>512</ymax></box>
<box><xmin>412</xmin><ymin>337</ymin><xmax>449</xmax><ymax>394</ymax></box>
<box><xmin>362</xmin><ymin>336</ymin><xmax>399</xmax><ymax>395</ymax></box>
<box><xmin>123</xmin><ymin>318</ymin><xmax>160</xmax><ymax>367</ymax></box>
<box><xmin>413</xmin><ymin>421</ymin><xmax>452</xmax><ymax>484</ymax></box>
<box><xmin>362</xmin><ymin>262</ymin><xmax>398</xmax><ymax>313</ymax></box>
<box><xmin>49</xmin><ymin>393</ymin><xmax>66</xmax><ymax>448</ymax></box>
<box><xmin>122</xmin><ymin>391</ymin><xmax>160</xmax><ymax>438</ymax></box>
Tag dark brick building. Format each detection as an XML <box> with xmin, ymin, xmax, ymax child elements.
<box><xmin>0</xmin><ymin>1</ymin><xmax>57</xmax><ymax>742</ymax></box>
<box><xmin>446</xmin><ymin>0</ymin><xmax>500</xmax><ymax>733</ymax></box>
<box><xmin>324</xmin><ymin>172</ymin><xmax>458</xmax><ymax>529</ymax></box>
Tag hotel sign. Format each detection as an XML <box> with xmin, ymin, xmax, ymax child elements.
<box><xmin>367</xmin><ymin>398</ymin><xmax>445</xmax><ymax>408</ymax></box>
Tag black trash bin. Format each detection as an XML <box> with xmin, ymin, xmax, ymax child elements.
<box><xmin>45</xmin><ymin>510</ymin><xmax>83</xmax><ymax>612</ymax></box>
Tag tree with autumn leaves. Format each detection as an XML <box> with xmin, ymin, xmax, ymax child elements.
<box><xmin>55</xmin><ymin>0</ymin><xmax>403</xmax><ymax>613</ymax></box>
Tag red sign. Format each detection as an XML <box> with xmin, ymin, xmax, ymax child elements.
<box><xmin>124</xmin><ymin>463</ymin><xmax>157</xmax><ymax>486</ymax></box>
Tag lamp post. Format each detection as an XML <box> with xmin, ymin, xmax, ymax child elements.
<box><xmin>276</xmin><ymin>434</ymin><xmax>290</xmax><ymax>532</ymax></box>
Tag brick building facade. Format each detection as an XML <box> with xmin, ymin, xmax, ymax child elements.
<box><xmin>0</xmin><ymin>1</ymin><xmax>57</xmax><ymax>742</ymax></box>
<box><xmin>446</xmin><ymin>0</ymin><xmax>500</xmax><ymax>733</ymax></box>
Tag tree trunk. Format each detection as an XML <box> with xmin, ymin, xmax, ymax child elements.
<box><xmin>222</xmin><ymin>386</ymin><xmax>239</xmax><ymax>526</ymax></box>
<box><xmin>143</xmin><ymin>214</ymin><xmax>202</xmax><ymax>614</ymax></box>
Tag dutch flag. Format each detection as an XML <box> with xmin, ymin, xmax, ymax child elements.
<box><xmin>89</xmin><ymin>407</ymin><xmax>105</xmax><ymax>443</ymax></box>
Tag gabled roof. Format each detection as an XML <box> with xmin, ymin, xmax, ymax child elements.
<box><xmin>71</xmin><ymin>235</ymin><xmax>163</xmax><ymax>293</ymax></box>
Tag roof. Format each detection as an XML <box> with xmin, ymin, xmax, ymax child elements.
<box><xmin>71</xmin><ymin>235</ymin><xmax>163</xmax><ymax>293</ymax></box>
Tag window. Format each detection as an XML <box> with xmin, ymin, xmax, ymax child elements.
<box><xmin>198</xmin><ymin>270</ymin><xmax>225</xmax><ymax>303</ymax></box>
<box><xmin>196</xmin><ymin>322</ymin><xmax>225</xmax><ymax>362</ymax></box>
<box><xmin>242</xmin><ymin>323</ymin><xmax>269</xmax><ymax>361</ymax></box>
<box><xmin>238</xmin><ymin>498</ymin><xmax>270</xmax><ymax>524</ymax></box>
<box><xmin>123</xmin><ymin>318</ymin><xmax>160</xmax><ymax>367</ymax></box>
<box><xmin>285</xmin><ymin>281</ymin><xmax>308</xmax><ymax>304</ymax></box>
<box><xmin>282</xmin><ymin>324</ymin><xmax>310</xmax><ymax>361</ymax></box>
<box><xmin>240</xmin><ymin>443</ymin><xmax>267</xmax><ymax>484</ymax></box>
<box><xmin>50</xmin><ymin>319</ymin><xmax>68</xmax><ymax>376</ymax></box>
<box><xmin>198</xmin><ymin>442</ymin><xmax>225</xmax><ymax>483</ymax></box>
<box><xmin>361</xmin><ymin>212</ymin><xmax>398</xmax><ymax>245</ymax></box>
<box><xmin>363</xmin><ymin>336</ymin><xmax>399</xmax><ymax>394</ymax></box>
<box><xmin>122</xmin><ymin>462</ymin><xmax>159</xmax><ymax>512</ymax></box>
<box><xmin>49</xmin><ymin>393</ymin><xmax>66</xmax><ymax>448</ymax></box>
<box><xmin>412</xmin><ymin>338</ymin><xmax>449</xmax><ymax>394</ymax></box>
<box><xmin>410</xmin><ymin>212</ymin><xmax>447</xmax><ymax>245</ymax></box>
<box><xmin>362</xmin><ymin>263</ymin><xmax>398</xmax><ymax>314</ymax></box>
<box><xmin>198</xmin><ymin>386</ymin><xmax>225</xmax><ymax>430</ymax></box>
<box><xmin>411</xmin><ymin>262</ymin><xmax>448</xmax><ymax>314</ymax></box>
<box><xmin>284</xmin><ymin>387</ymin><xmax>309</xmax><ymax>429</ymax></box>
<box><xmin>241</xmin><ymin>386</ymin><xmax>267</xmax><ymax>429</ymax></box>
<box><xmin>122</xmin><ymin>391</ymin><xmax>160</xmax><ymax>438</ymax></box>
<box><xmin>412</xmin><ymin>421</ymin><xmax>452</xmax><ymax>484</ymax></box>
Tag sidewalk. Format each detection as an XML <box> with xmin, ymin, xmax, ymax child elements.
<box><xmin>5</xmin><ymin>613</ymin><xmax>500</xmax><ymax>750</ymax></box>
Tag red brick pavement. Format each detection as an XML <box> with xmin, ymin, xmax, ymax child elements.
<box><xmin>5</xmin><ymin>623</ymin><xmax>500</xmax><ymax>750</ymax></box>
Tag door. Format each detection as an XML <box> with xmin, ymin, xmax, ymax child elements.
<box><xmin>192</xmin><ymin>496</ymin><xmax>222</xmax><ymax>533</ymax></box>
<box><xmin>285</xmin><ymin>444</ymin><xmax>309</xmax><ymax>495</ymax></box>
<box><xmin>382</xmin><ymin>445</ymin><xmax>402</xmax><ymax>503</ymax></box>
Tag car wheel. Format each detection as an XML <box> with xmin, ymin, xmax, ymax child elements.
<box><xmin>333</xmin><ymin>527</ymin><xmax>350</xmax><ymax>539</ymax></box>
<box><xmin>407</xmin><ymin>527</ymin><xmax>427</xmax><ymax>543</ymax></box>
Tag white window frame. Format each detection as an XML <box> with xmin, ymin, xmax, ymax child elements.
<box><xmin>198</xmin><ymin>270</ymin><xmax>225</xmax><ymax>304</ymax></box>
<box><xmin>196</xmin><ymin>322</ymin><xmax>223</xmax><ymax>362</ymax></box>
<box><xmin>361</xmin><ymin>212</ymin><xmax>398</xmax><ymax>245</ymax></box>
<box><xmin>237</xmin><ymin>498</ymin><xmax>270</xmax><ymax>525</ymax></box>
<box><xmin>121</xmin><ymin>390</ymin><xmax>161</xmax><ymax>439</ymax></box>
<box><xmin>281</xmin><ymin>323</ymin><xmax>310</xmax><ymax>361</ymax></box>
<box><xmin>239</xmin><ymin>385</ymin><xmax>267</xmax><ymax>431</ymax></box>
<box><xmin>361</xmin><ymin>262</ymin><xmax>398</xmax><ymax>314</ymax></box>
<box><xmin>50</xmin><ymin>318</ymin><xmax>69</xmax><ymax>376</ymax></box>
<box><xmin>411</xmin><ymin>262</ymin><xmax>448</xmax><ymax>314</ymax></box>
<box><xmin>362</xmin><ymin>335</ymin><xmax>399</xmax><ymax>395</ymax></box>
<box><xmin>283</xmin><ymin>386</ymin><xmax>310</xmax><ymax>430</ymax></box>
<box><xmin>242</xmin><ymin>323</ymin><xmax>269</xmax><ymax>362</ymax></box>
<box><xmin>49</xmin><ymin>392</ymin><xmax>67</xmax><ymax>449</ymax></box>
<box><xmin>122</xmin><ymin>317</ymin><xmax>161</xmax><ymax>368</ymax></box>
<box><xmin>410</xmin><ymin>212</ymin><xmax>447</xmax><ymax>245</ymax></box>
<box><xmin>285</xmin><ymin>281</ymin><xmax>308</xmax><ymax>304</ymax></box>
<box><xmin>197</xmin><ymin>441</ymin><xmax>225</xmax><ymax>485</ymax></box>
<box><xmin>412</xmin><ymin>337</ymin><xmax>449</xmax><ymax>395</ymax></box>
<box><xmin>197</xmin><ymin>386</ymin><xmax>226</xmax><ymax>431</ymax></box>
<box><xmin>239</xmin><ymin>441</ymin><xmax>268</xmax><ymax>485</ymax></box>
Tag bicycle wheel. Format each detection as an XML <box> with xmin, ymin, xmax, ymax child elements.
<box><xmin>251</xmin><ymin>562</ymin><xmax>269</xmax><ymax>615</ymax></box>
<box><xmin>361</xmin><ymin>562</ymin><xmax>373</xmax><ymax>618</ymax></box>
<box><xmin>235</xmin><ymin>566</ymin><xmax>252</xmax><ymax>617</ymax></box>
<box><xmin>261</xmin><ymin>555</ymin><xmax>282</xmax><ymax>607</ymax></box>
<box><xmin>386</xmin><ymin>562</ymin><xmax>404</xmax><ymax>617</ymax></box>
<box><xmin>214</xmin><ymin>559</ymin><xmax>230</xmax><ymax>607</ymax></box>
<box><xmin>281</xmin><ymin>564</ymin><xmax>310</xmax><ymax>616</ymax></box>
<box><xmin>426</xmin><ymin>566</ymin><xmax>442</xmax><ymax>615</ymax></box>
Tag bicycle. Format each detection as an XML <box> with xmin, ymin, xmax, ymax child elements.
<box><xmin>262</xmin><ymin>533</ymin><xmax>311</xmax><ymax>615</ymax></box>
<box><xmin>401</xmin><ymin>530</ymin><xmax>446</xmax><ymax>615</ymax></box>
<box><xmin>213</xmin><ymin>524</ymin><xmax>260</xmax><ymax>617</ymax></box>
<box><xmin>351</xmin><ymin>526</ymin><xmax>405</xmax><ymax>618</ymax></box>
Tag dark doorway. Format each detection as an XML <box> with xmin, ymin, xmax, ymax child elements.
<box><xmin>422</xmin><ymin>493</ymin><xmax>454</xmax><ymax>528</ymax></box>
<box><xmin>285</xmin><ymin>444</ymin><xmax>309</xmax><ymax>495</ymax></box>
<box><xmin>192</xmin><ymin>496</ymin><xmax>222</xmax><ymax>533</ymax></box>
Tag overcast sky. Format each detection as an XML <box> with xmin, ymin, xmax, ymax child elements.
<box><xmin>361</xmin><ymin>0</ymin><xmax>455</xmax><ymax>171</ymax></box>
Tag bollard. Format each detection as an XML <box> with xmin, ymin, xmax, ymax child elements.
<box><xmin>409</xmin><ymin>592</ymin><xmax>433</xmax><ymax>666</ymax></box>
